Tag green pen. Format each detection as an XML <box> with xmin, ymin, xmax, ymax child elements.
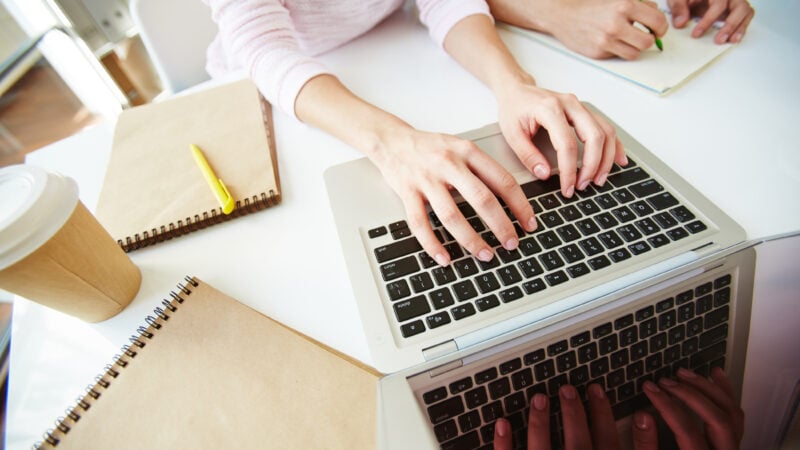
<box><xmin>639</xmin><ymin>0</ymin><xmax>664</xmax><ymax>51</ymax></box>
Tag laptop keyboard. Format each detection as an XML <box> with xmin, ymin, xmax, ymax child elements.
<box><xmin>418</xmin><ymin>273</ymin><xmax>733</xmax><ymax>450</ymax></box>
<box><xmin>367</xmin><ymin>159</ymin><xmax>709</xmax><ymax>339</ymax></box>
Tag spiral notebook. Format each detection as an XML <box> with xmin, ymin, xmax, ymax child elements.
<box><xmin>96</xmin><ymin>79</ymin><xmax>281</xmax><ymax>252</ymax></box>
<box><xmin>36</xmin><ymin>277</ymin><xmax>379</xmax><ymax>449</ymax></box>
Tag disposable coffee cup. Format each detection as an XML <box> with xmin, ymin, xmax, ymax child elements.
<box><xmin>0</xmin><ymin>165</ymin><xmax>141</xmax><ymax>322</ymax></box>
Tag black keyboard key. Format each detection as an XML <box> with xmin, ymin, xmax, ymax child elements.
<box><xmin>556</xmin><ymin>351</ymin><xmax>578</xmax><ymax>372</ymax></box>
<box><xmin>650</xmin><ymin>332</ymin><xmax>668</xmax><ymax>352</ymax></box>
<box><xmin>560</xmin><ymin>244</ymin><xmax>585</xmax><ymax>264</ymax></box>
<box><xmin>521</xmin><ymin>180</ymin><xmax>552</xmax><ymax>199</ymax></box>
<box><xmin>715</xmin><ymin>274</ymin><xmax>732</xmax><ymax>289</ymax></box>
<box><xmin>432</xmin><ymin>266</ymin><xmax>457</xmax><ymax>286</ymax></box>
<box><xmin>640</xmin><ymin>318</ymin><xmax>658</xmax><ymax>339</ymax></box>
<box><xmin>714</xmin><ymin>287</ymin><xmax>731</xmax><ymax>306</ymax></box>
<box><xmin>630</xmin><ymin>341</ymin><xmax>648</xmax><ymax>361</ymax></box>
<box><xmin>609</xmin><ymin>248</ymin><xmax>632</xmax><ymax>262</ymax></box>
<box><xmin>576</xmin><ymin>218</ymin><xmax>601</xmax><ymax>236</ymax></box>
<box><xmin>540</xmin><ymin>251</ymin><xmax>565</xmax><ymax>270</ymax></box>
<box><xmin>481</xmin><ymin>401</ymin><xmax>504</xmax><ymax>422</ymax></box>
<box><xmin>548</xmin><ymin>374</ymin><xmax>569</xmax><ymax>394</ymax></box>
<box><xmin>608</xmin><ymin>167</ymin><xmax>649</xmax><ymax>187</ymax></box>
<box><xmin>598</xmin><ymin>231</ymin><xmax>624</xmax><ymax>249</ymax></box>
<box><xmin>587</xmin><ymin>255</ymin><xmax>611</xmax><ymax>270</ymax></box>
<box><xmin>612</xmin><ymin>188</ymin><xmax>635</xmax><ymax>203</ymax></box>
<box><xmin>595</xmin><ymin>194</ymin><xmax>618</xmax><ymax>210</ymax></box>
<box><xmin>594</xmin><ymin>212</ymin><xmax>619</xmax><ymax>229</ymax></box>
<box><xmin>369</xmin><ymin>226</ymin><xmax>388</xmax><ymax>238</ymax></box>
<box><xmin>669</xmin><ymin>326</ymin><xmax>686</xmax><ymax>345</ymax></box>
<box><xmin>686</xmin><ymin>220</ymin><xmax>708</xmax><ymax>234</ymax></box>
<box><xmin>599</xmin><ymin>334</ymin><xmax>618</xmax><ymax>355</ymax></box>
<box><xmin>423</xmin><ymin>387</ymin><xmax>448</xmax><ymax>405</ymax></box>
<box><xmin>670</xmin><ymin>206</ymin><xmax>696</xmax><ymax>223</ymax></box>
<box><xmin>541</xmin><ymin>211</ymin><xmax>564</xmax><ymax>228</ymax></box>
<box><xmin>545</xmin><ymin>270</ymin><xmax>569</xmax><ymax>286</ymax></box>
<box><xmin>567</xmin><ymin>263</ymin><xmax>591</xmax><ymax>278</ymax></box>
<box><xmin>525</xmin><ymin>349</ymin><xmax>546</xmax><ymax>366</ymax></box>
<box><xmin>636</xmin><ymin>305</ymin><xmax>655</xmax><ymax>321</ymax></box>
<box><xmin>667</xmin><ymin>227</ymin><xmax>689</xmax><ymax>241</ymax></box>
<box><xmin>579</xmin><ymin>237</ymin><xmax>604</xmax><ymax>256</ymax></box>
<box><xmin>400</xmin><ymin>320</ymin><xmax>425</xmax><ymax>337</ymax></box>
<box><xmin>388</xmin><ymin>220</ymin><xmax>407</xmax><ymax>232</ymax></box>
<box><xmin>569</xmin><ymin>366</ymin><xmax>590</xmax><ymax>386</ymax></box>
<box><xmin>647</xmin><ymin>192</ymin><xmax>680</xmax><ymax>211</ymax></box>
<box><xmin>619</xmin><ymin>326</ymin><xmax>638</xmax><ymax>346</ymax></box>
<box><xmin>419</xmin><ymin>251</ymin><xmax>437</xmax><ymax>268</ymax></box>
<box><xmin>534</xmin><ymin>360</ymin><xmax>556</xmax><ymax>381</ymax></box>
<box><xmin>375</xmin><ymin>236</ymin><xmax>422</xmax><ymax>263</ymax></box>
<box><xmin>594</xmin><ymin>322</ymin><xmax>613</xmax><ymax>339</ymax></box>
<box><xmin>519</xmin><ymin>237</ymin><xmax>542</xmax><ymax>256</ymax></box>
<box><xmin>475</xmin><ymin>273</ymin><xmax>501</xmax><ymax>294</ymax></box>
<box><xmin>610</xmin><ymin>349</ymin><xmax>629</xmax><ymax>369</ymax></box>
<box><xmin>612</xmin><ymin>394</ymin><xmax>650</xmax><ymax>420</ymax></box>
<box><xmin>629</xmin><ymin>200</ymin><xmax>654</xmax><ymax>217</ymax></box>
<box><xmin>504</xmin><ymin>391</ymin><xmax>528</xmax><ymax>413</ymax></box>
<box><xmin>489</xmin><ymin>377</ymin><xmax>511</xmax><ymax>399</ymax></box>
<box><xmin>705</xmin><ymin>305</ymin><xmax>730</xmax><ymax>329</ymax></box>
<box><xmin>571</xmin><ymin>331</ymin><xmax>591</xmax><ymax>347</ymax></box>
<box><xmin>522</xmin><ymin>278</ymin><xmax>547</xmax><ymax>295</ymax></box>
<box><xmin>518</xmin><ymin>257</ymin><xmax>545</xmax><ymax>278</ymax></box>
<box><xmin>648</xmin><ymin>234</ymin><xmax>670</xmax><ymax>248</ymax></box>
<box><xmin>434</xmin><ymin>419</ymin><xmax>459</xmax><ymax>443</ymax></box>
<box><xmin>465</xmin><ymin>386</ymin><xmax>488</xmax><ymax>409</ymax></box>
<box><xmin>387</xmin><ymin>279</ymin><xmax>411</xmax><ymax>301</ymax></box>
<box><xmin>634</xmin><ymin>218</ymin><xmax>660</xmax><ymax>235</ymax></box>
<box><xmin>441</xmin><ymin>431</ymin><xmax>480</xmax><ymax>450</ymax></box>
<box><xmin>557</xmin><ymin>224</ymin><xmax>582</xmax><ymax>242</ymax></box>
<box><xmin>497</xmin><ymin>265</ymin><xmax>523</xmax><ymax>286</ymax></box>
<box><xmin>548</xmin><ymin>339</ymin><xmax>569</xmax><ymax>357</ymax></box>
<box><xmin>451</xmin><ymin>303</ymin><xmax>476</xmax><ymax>320</ymax></box>
<box><xmin>699</xmin><ymin>324</ymin><xmax>728</xmax><ymax>348</ymax></box>
<box><xmin>391</xmin><ymin>227</ymin><xmax>412</xmax><ymax>239</ymax></box>
<box><xmin>467</xmin><ymin>216</ymin><xmax>485</xmax><ymax>233</ymax></box>
<box><xmin>607</xmin><ymin>368</ymin><xmax>626</xmax><ymax>388</ymax></box>
<box><xmin>499</xmin><ymin>286</ymin><xmax>524</xmax><ymax>303</ymax></box>
<box><xmin>380</xmin><ymin>255</ymin><xmax>420</xmax><ymax>281</ymax></box>
<box><xmin>424</xmin><ymin>309</ymin><xmax>450</xmax><ymax>329</ymax></box>
<box><xmin>627</xmin><ymin>360</ymin><xmax>644</xmax><ymax>379</ymax></box>
<box><xmin>628</xmin><ymin>179</ymin><xmax>663</xmax><ymax>198</ymax></box>
<box><xmin>590</xmin><ymin>357</ymin><xmax>610</xmax><ymax>378</ymax></box>
<box><xmin>654</xmin><ymin>212</ymin><xmax>678</xmax><ymax>229</ymax></box>
<box><xmin>410</xmin><ymin>272</ymin><xmax>434</xmax><ymax>293</ymax></box>
<box><xmin>560</xmin><ymin>205</ymin><xmax>582</xmax><ymax>221</ymax></box>
<box><xmin>497</xmin><ymin>247</ymin><xmax>522</xmax><ymax>264</ymax></box>
<box><xmin>617</xmin><ymin>224</ymin><xmax>642</xmax><ymax>242</ymax></box>
<box><xmin>477</xmin><ymin>256</ymin><xmax>501</xmax><ymax>271</ymax></box>
<box><xmin>628</xmin><ymin>241</ymin><xmax>651</xmax><ymax>255</ymax></box>
<box><xmin>539</xmin><ymin>194</ymin><xmax>561</xmax><ymax>210</ymax></box>
<box><xmin>476</xmin><ymin>367</ymin><xmax>498</xmax><ymax>384</ymax></box>
<box><xmin>696</xmin><ymin>282</ymin><xmax>713</xmax><ymax>296</ymax></box>
<box><xmin>499</xmin><ymin>358</ymin><xmax>523</xmax><ymax>375</ymax></box>
<box><xmin>394</xmin><ymin>296</ymin><xmax>431</xmax><ymax>322</ymax></box>
<box><xmin>453</xmin><ymin>258</ymin><xmax>479</xmax><ymax>278</ymax></box>
<box><xmin>430</xmin><ymin>288</ymin><xmax>455</xmax><ymax>310</ymax></box>
<box><xmin>615</xmin><ymin>314</ymin><xmax>634</xmax><ymax>330</ymax></box>
<box><xmin>452</xmin><ymin>280</ymin><xmax>478</xmax><ymax>301</ymax></box>
<box><xmin>444</xmin><ymin>242</ymin><xmax>465</xmax><ymax>261</ymax></box>
<box><xmin>577</xmin><ymin>342</ymin><xmax>598</xmax><ymax>364</ymax></box>
<box><xmin>538</xmin><ymin>231</ymin><xmax>562</xmax><ymax>249</ymax></box>
<box><xmin>512</xmin><ymin>367</ymin><xmax>534</xmax><ymax>390</ymax></box>
<box><xmin>612</xmin><ymin>206</ymin><xmax>636</xmax><ymax>223</ymax></box>
<box><xmin>690</xmin><ymin>341</ymin><xmax>727</xmax><ymax>368</ymax></box>
<box><xmin>458</xmin><ymin>410</ymin><xmax>482</xmax><ymax>433</ymax></box>
<box><xmin>576</xmin><ymin>199</ymin><xmax>601</xmax><ymax>215</ymax></box>
<box><xmin>659</xmin><ymin>311</ymin><xmax>677</xmax><ymax>331</ymax></box>
<box><xmin>475</xmin><ymin>295</ymin><xmax>501</xmax><ymax>312</ymax></box>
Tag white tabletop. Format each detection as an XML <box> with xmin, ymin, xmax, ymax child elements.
<box><xmin>6</xmin><ymin>1</ymin><xmax>800</xmax><ymax>448</ymax></box>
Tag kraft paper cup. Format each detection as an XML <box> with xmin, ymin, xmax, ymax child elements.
<box><xmin>0</xmin><ymin>165</ymin><xmax>141</xmax><ymax>322</ymax></box>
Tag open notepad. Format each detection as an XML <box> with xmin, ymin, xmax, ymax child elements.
<box><xmin>36</xmin><ymin>277</ymin><xmax>379</xmax><ymax>449</ymax></box>
<box><xmin>501</xmin><ymin>10</ymin><xmax>733</xmax><ymax>95</ymax></box>
<box><xmin>96</xmin><ymin>80</ymin><xmax>281</xmax><ymax>252</ymax></box>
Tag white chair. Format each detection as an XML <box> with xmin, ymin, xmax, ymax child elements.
<box><xmin>130</xmin><ymin>0</ymin><xmax>218</xmax><ymax>94</ymax></box>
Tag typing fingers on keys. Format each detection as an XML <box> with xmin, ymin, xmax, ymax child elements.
<box><xmin>586</xmin><ymin>383</ymin><xmax>622</xmax><ymax>449</ymax></box>
<box><xmin>676</xmin><ymin>367</ymin><xmax>745</xmax><ymax>442</ymax></box>
<box><xmin>641</xmin><ymin>380</ymin><xmax>710</xmax><ymax>450</ymax></box>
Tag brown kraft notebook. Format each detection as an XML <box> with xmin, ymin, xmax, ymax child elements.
<box><xmin>96</xmin><ymin>79</ymin><xmax>281</xmax><ymax>252</ymax></box>
<box><xmin>36</xmin><ymin>277</ymin><xmax>379</xmax><ymax>449</ymax></box>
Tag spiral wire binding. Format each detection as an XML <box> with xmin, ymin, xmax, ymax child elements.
<box><xmin>118</xmin><ymin>190</ymin><xmax>280</xmax><ymax>252</ymax></box>
<box><xmin>33</xmin><ymin>276</ymin><xmax>199</xmax><ymax>449</ymax></box>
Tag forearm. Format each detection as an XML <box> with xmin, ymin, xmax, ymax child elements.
<box><xmin>294</xmin><ymin>74</ymin><xmax>411</xmax><ymax>162</ymax></box>
<box><xmin>442</xmin><ymin>14</ymin><xmax>536</xmax><ymax>99</ymax></box>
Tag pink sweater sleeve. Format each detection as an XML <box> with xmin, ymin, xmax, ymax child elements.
<box><xmin>416</xmin><ymin>0</ymin><xmax>493</xmax><ymax>47</ymax></box>
<box><xmin>204</xmin><ymin>0</ymin><xmax>329</xmax><ymax>119</ymax></box>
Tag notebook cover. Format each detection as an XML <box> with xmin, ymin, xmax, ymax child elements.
<box><xmin>96</xmin><ymin>79</ymin><xmax>281</xmax><ymax>252</ymax></box>
<box><xmin>37</xmin><ymin>277</ymin><xmax>380</xmax><ymax>449</ymax></box>
<box><xmin>500</xmin><ymin>12</ymin><xmax>733</xmax><ymax>95</ymax></box>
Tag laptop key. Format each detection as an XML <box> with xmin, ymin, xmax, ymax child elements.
<box><xmin>629</xmin><ymin>200</ymin><xmax>654</xmax><ymax>217</ymax></box>
<box><xmin>430</xmin><ymin>288</ymin><xmax>455</xmax><ymax>310</ymax></box>
<box><xmin>670</xmin><ymin>205</ymin><xmax>696</xmax><ymax>223</ymax></box>
<box><xmin>686</xmin><ymin>220</ymin><xmax>708</xmax><ymax>234</ymax></box>
<box><xmin>489</xmin><ymin>377</ymin><xmax>511</xmax><ymax>400</ymax></box>
<box><xmin>608</xmin><ymin>248</ymin><xmax>632</xmax><ymax>263</ymax></box>
<box><xmin>451</xmin><ymin>303</ymin><xmax>476</xmax><ymax>320</ymax></box>
<box><xmin>465</xmin><ymin>386</ymin><xmax>488</xmax><ymax>409</ymax></box>
<box><xmin>648</xmin><ymin>234</ymin><xmax>670</xmax><ymax>248</ymax></box>
<box><xmin>499</xmin><ymin>286</ymin><xmax>524</xmax><ymax>303</ymax></box>
<box><xmin>522</xmin><ymin>278</ymin><xmax>547</xmax><ymax>294</ymax></box>
<box><xmin>538</xmin><ymin>231</ymin><xmax>562</xmax><ymax>249</ymax></box>
<box><xmin>545</xmin><ymin>270</ymin><xmax>569</xmax><ymax>286</ymax></box>
<box><xmin>512</xmin><ymin>367</ymin><xmax>534</xmax><ymax>390</ymax></box>
<box><xmin>497</xmin><ymin>247</ymin><xmax>522</xmax><ymax>263</ymax></box>
<box><xmin>475</xmin><ymin>295</ymin><xmax>501</xmax><ymax>311</ymax></box>
<box><xmin>386</xmin><ymin>279</ymin><xmax>410</xmax><ymax>301</ymax></box>
<box><xmin>566</xmin><ymin>263</ymin><xmax>591</xmax><ymax>278</ymax></box>
<box><xmin>400</xmin><ymin>320</ymin><xmax>425</xmax><ymax>338</ymax></box>
<box><xmin>426</xmin><ymin>311</ymin><xmax>451</xmax><ymax>329</ymax></box>
<box><xmin>647</xmin><ymin>192</ymin><xmax>680</xmax><ymax>211</ymax></box>
<box><xmin>556</xmin><ymin>224</ymin><xmax>582</xmax><ymax>242</ymax></box>
<box><xmin>432</xmin><ymin>266</ymin><xmax>457</xmax><ymax>286</ymax></box>
<box><xmin>454</xmin><ymin>258</ymin><xmax>479</xmax><ymax>278</ymax></box>
<box><xmin>540</xmin><ymin>251</ymin><xmax>565</xmax><ymax>270</ymax></box>
<box><xmin>394</xmin><ymin>296</ymin><xmax>431</xmax><ymax>322</ymax></box>
<box><xmin>368</xmin><ymin>226</ymin><xmax>387</xmax><ymax>238</ymax></box>
<box><xmin>524</xmin><ymin>349</ymin><xmax>546</xmax><ymax>365</ymax></box>
<box><xmin>628</xmin><ymin>179</ymin><xmax>663</xmax><ymax>198</ymax></box>
<box><xmin>607</xmin><ymin>167</ymin><xmax>649</xmax><ymax>187</ymax></box>
<box><xmin>666</xmin><ymin>227</ymin><xmax>689</xmax><ymax>241</ymax></box>
<box><xmin>441</xmin><ymin>431</ymin><xmax>480</xmax><ymax>450</ymax></box>
<box><xmin>452</xmin><ymin>280</ymin><xmax>478</xmax><ymax>301</ymax></box>
<box><xmin>576</xmin><ymin>199</ymin><xmax>601</xmax><ymax>215</ymax></box>
<box><xmin>458</xmin><ymin>410</ymin><xmax>482</xmax><ymax>433</ymax></box>
<box><xmin>433</xmin><ymin>419</ymin><xmax>458</xmax><ymax>443</ymax></box>
<box><xmin>410</xmin><ymin>272</ymin><xmax>434</xmax><ymax>293</ymax></box>
<box><xmin>374</xmin><ymin>236</ymin><xmax>422</xmax><ymax>263</ymax></box>
<box><xmin>580</xmin><ymin>237</ymin><xmax>605</xmax><ymax>256</ymax></box>
<box><xmin>519</xmin><ymin>237</ymin><xmax>542</xmax><ymax>256</ymax></box>
<box><xmin>380</xmin><ymin>255</ymin><xmax>420</xmax><ymax>281</ymax></box>
<box><xmin>518</xmin><ymin>257</ymin><xmax>545</xmax><ymax>278</ymax></box>
<box><xmin>423</xmin><ymin>386</ymin><xmax>447</xmax><ymax>405</ymax></box>
<box><xmin>476</xmin><ymin>367</ymin><xmax>499</xmax><ymax>384</ymax></box>
<box><xmin>475</xmin><ymin>273</ymin><xmax>501</xmax><ymax>293</ymax></box>
<box><xmin>612</xmin><ymin>188</ymin><xmax>635</xmax><ymax>203</ymax></box>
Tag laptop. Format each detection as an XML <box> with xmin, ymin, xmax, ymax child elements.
<box><xmin>324</xmin><ymin>103</ymin><xmax>755</xmax><ymax>448</ymax></box>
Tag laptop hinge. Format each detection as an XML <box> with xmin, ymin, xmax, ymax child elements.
<box><xmin>429</xmin><ymin>359</ymin><xmax>463</xmax><ymax>378</ymax></box>
<box><xmin>423</xmin><ymin>340</ymin><xmax>458</xmax><ymax>361</ymax></box>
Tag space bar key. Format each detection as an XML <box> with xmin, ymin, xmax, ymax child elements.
<box><xmin>374</xmin><ymin>236</ymin><xmax>423</xmax><ymax>263</ymax></box>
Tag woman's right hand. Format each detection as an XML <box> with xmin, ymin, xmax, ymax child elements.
<box><xmin>368</xmin><ymin>125</ymin><xmax>537</xmax><ymax>266</ymax></box>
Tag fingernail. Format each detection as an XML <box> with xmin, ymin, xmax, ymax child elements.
<box><xmin>595</xmin><ymin>173</ymin><xmax>607</xmax><ymax>186</ymax></box>
<box><xmin>564</xmin><ymin>185</ymin><xmax>574</xmax><ymax>198</ymax></box>
<box><xmin>533</xmin><ymin>164</ymin><xmax>548</xmax><ymax>179</ymax></box>
<box><xmin>434</xmin><ymin>253</ymin><xmax>450</xmax><ymax>267</ymax></box>
<box><xmin>589</xmin><ymin>384</ymin><xmax>606</xmax><ymax>399</ymax></box>
<box><xmin>659</xmin><ymin>377</ymin><xmax>678</xmax><ymax>387</ymax></box>
<box><xmin>635</xmin><ymin>411</ymin><xmax>650</xmax><ymax>430</ymax></box>
<box><xmin>621</xmin><ymin>154</ymin><xmax>629</xmax><ymax>166</ymax></box>
<box><xmin>478</xmin><ymin>249</ymin><xmax>493</xmax><ymax>262</ymax></box>
<box><xmin>644</xmin><ymin>381</ymin><xmax>661</xmax><ymax>393</ymax></box>
<box><xmin>496</xmin><ymin>419</ymin><xmax>508</xmax><ymax>437</ymax></box>
<box><xmin>527</xmin><ymin>217</ymin><xmax>538</xmax><ymax>231</ymax></box>
<box><xmin>733</xmin><ymin>32</ymin><xmax>743</xmax><ymax>42</ymax></box>
<box><xmin>560</xmin><ymin>385</ymin><xmax>576</xmax><ymax>400</ymax></box>
<box><xmin>533</xmin><ymin>393</ymin><xmax>547</xmax><ymax>410</ymax></box>
<box><xmin>578</xmin><ymin>180</ymin><xmax>590</xmax><ymax>191</ymax></box>
<box><xmin>719</xmin><ymin>33</ymin><xmax>730</xmax><ymax>43</ymax></box>
<box><xmin>678</xmin><ymin>368</ymin><xmax>697</xmax><ymax>379</ymax></box>
<box><xmin>505</xmin><ymin>238</ymin><xmax>518</xmax><ymax>250</ymax></box>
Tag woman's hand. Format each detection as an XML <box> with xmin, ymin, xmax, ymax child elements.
<box><xmin>668</xmin><ymin>0</ymin><xmax>755</xmax><ymax>44</ymax></box>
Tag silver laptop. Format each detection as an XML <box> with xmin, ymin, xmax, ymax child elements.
<box><xmin>324</xmin><ymin>103</ymin><xmax>753</xmax><ymax>448</ymax></box>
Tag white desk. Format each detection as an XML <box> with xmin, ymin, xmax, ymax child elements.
<box><xmin>6</xmin><ymin>1</ymin><xmax>800</xmax><ymax>448</ymax></box>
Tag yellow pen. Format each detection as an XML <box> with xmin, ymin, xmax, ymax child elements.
<box><xmin>190</xmin><ymin>144</ymin><xmax>235</xmax><ymax>214</ymax></box>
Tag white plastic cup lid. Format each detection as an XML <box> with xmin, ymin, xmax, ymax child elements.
<box><xmin>0</xmin><ymin>165</ymin><xmax>78</xmax><ymax>270</ymax></box>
